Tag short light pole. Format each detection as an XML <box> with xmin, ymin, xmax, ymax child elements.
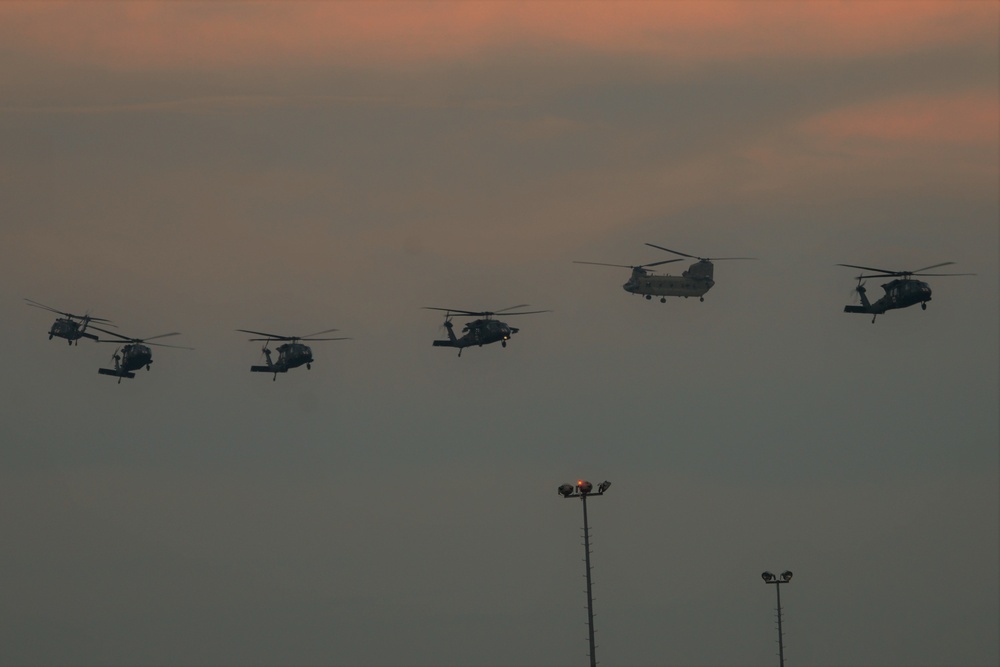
<box><xmin>558</xmin><ymin>479</ymin><xmax>611</xmax><ymax>667</ymax></box>
<box><xmin>761</xmin><ymin>570</ymin><xmax>793</xmax><ymax>667</ymax></box>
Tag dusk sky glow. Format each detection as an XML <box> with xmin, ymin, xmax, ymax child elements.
<box><xmin>1</xmin><ymin>2</ymin><xmax>997</xmax><ymax>665</ymax></box>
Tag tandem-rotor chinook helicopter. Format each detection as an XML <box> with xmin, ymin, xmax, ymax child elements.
<box><xmin>24</xmin><ymin>298</ymin><xmax>113</xmax><ymax>345</ymax></box>
<box><xmin>424</xmin><ymin>305</ymin><xmax>550</xmax><ymax>356</ymax></box>
<box><xmin>839</xmin><ymin>262</ymin><xmax>974</xmax><ymax>323</ymax></box>
<box><xmin>90</xmin><ymin>325</ymin><xmax>192</xmax><ymax>383</ymax></box>
<box><xmin>574</xmin><ymin>243</ymin><xmax>754</xmax><ymax>302</ymax></box>
<box><xmin>237</xmin><ymin>328</ymin><xmax>350</xmax><ymax>380</ymax></box>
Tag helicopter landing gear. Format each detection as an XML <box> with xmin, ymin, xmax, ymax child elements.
<box><xmin>645</xmin><ymin>294</ymin><xmax>652</xmax><ymax>300</ymax></box>
<box><xmin>700</xmin><ymin>296</ymin><xmax>704</xmax><ymax>302</ymax></box>
<box><xmin>501</xmin><ymin>340</ymin><xmax>507</xmax><ymax>348</ymax></box>
<box><xmin>307</xmin><ymin>363</ymin><xmax>311</xmax><ymax>369</ymax></box>
<box><xmin>146</xmin><ymin>365</ymin><xmax>151</xmax><ymax>371</ymax></box>
<box><xmin>921</xmin><ymin>302</ymin><xmax>927</xmax><ymax>310</ymax></box>
<box><xmin>660</xmin><ymin>297</ymin><xmax>666</xmax><ymax>303</ymax></box>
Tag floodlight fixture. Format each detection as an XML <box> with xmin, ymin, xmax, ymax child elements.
<box><xmin>760</xmin><ymin>568</ymin><xmax>794</xmax><ymax>667</ymax></box>
<box><xmin>557</xmin><ymin>478</ymin><xmax>611</xmax><ymax>667</ymax></box>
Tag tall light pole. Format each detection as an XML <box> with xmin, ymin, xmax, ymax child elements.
<box><xmin>761</xmin><ymin>570</ymin><xmax>793</xmax><ymax>667</ymax></box>
<box><xmin>558</xmin><ymin>479</ymin><xmax>611</xmax><ymax>667</ymax></box>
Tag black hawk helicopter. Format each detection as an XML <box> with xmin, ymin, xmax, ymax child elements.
<box><xmin>424</xmin><ymin>305</ymin><xmax>550</xmax><ymax>357</ymax></box>
<box><xmin>574</xmin><ymin>243</ymin><xmax>754</xmax><ymax>302</ymax></box>
<box><xmin>237</xmin><ymin>328</ymin><xmax>350</xmax><ymax>380</ymax></box>
<box><xmin>24</xmin><ymin>298</ymin><xmax>113</xmax><ymax>345</ymax></box>
<box><xmin>839</xmin><ymin>262</ymin><xmax>974</xmax><ymax>323</ymax></box>
<box><xmin>90</xmin><ymin>325</ymin><xmax>192</xmax><ymax>383</ymax></box>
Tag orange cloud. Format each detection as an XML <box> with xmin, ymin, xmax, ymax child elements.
<box><xmin>800</xmin><ymin>91</ymin><xmax>999</xmax><ymax>146</ymax></box>
<box><xmin>0</xmin><ymin>1</ymin><xmax>993</xmax><ymax>70</ymax></box>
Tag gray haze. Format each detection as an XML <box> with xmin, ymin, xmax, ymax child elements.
<box><xmin>1</xmin><ymin>3</ymin><xmax>997</xmax><ymax>666</ymax></box>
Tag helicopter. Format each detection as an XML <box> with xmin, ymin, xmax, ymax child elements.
<box><xmin>90</xmin><ymin>326</ymin><xmax>192</xmax><ymax>383</ymax></box>
<box><xmin>237</xmin><ymin>328</ymin><xmax>350</xmax><ymax>380</ymax></box>
<box><xmin>24</xmin><ymin>298</ymin><xmax>113</xmax><ymax>345</ymax></box>
<box><xmin>574</xmin><ymin>243</ymin><xmax>754</xmax><ymax>302</ymax></box>
<box><xmin>424</xmin><ymin>305</ymin><xmax>550</xmax><ymax>357</ymax></box>
<box><xmin>839</xmin><ymin>262</ymin><xmax>974</xmax><ymax>323</ymax></box>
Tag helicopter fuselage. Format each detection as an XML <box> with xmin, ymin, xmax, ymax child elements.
<box><xmin>251</xmin><ymin>342</ymin><xmax>314</xmax><ymax>375</ymax></box>
<box><xmin>433</xmin><ymin>319</ymin><xmax>517</xmax><ymax>354</ymax></box>
<box><xmin>47</xmin><ymin>317</ymin><xmax>98</xmax><ymax>344</ymax></box>
<box><xmin>624</xmin><ymin>260</ymin><xmax>715</xmax><ymax>300</ymax></box>
<box><xmin>98</xmin><ymin>343</ymin><xmax>152</xmax><ymax>380</ymax></box>
<box><xmin>844</xmin><ymin>278</ymin><xmax>932</xmax><ymax>317</ymax></box>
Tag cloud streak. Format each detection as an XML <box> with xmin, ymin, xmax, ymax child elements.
<box><xmin>1</xmin><ymin>1</ymin><xmax>993</xmax><ymax>70</ymax></box>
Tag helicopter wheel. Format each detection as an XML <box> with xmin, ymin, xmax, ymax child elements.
<box><xmin>146</xmin><ymin>365</ymin><xmax>151</xmax><ymax>371</ymax></box>
<box><xmin>501</xmin><ymin>340</ymin><xmax>507</xmax><ymax>348</ymax></box>
<box><xmin>700</xmin><ymin>296</ymin><xmax>704</xmax><ymax>302</ymax></box>
<box><xmin>644</xmin><ymin>295</ymin><xmax>651</xmax><ymax>300</ymax></box>
<box><xmin>307</xmin><ymin>363</ymin><xmax>312</xmax><ymax>369</ymax></box>
<box><xmin>921</xmin><ymin>302</ymin><xmax>927</xmax><ymax>310</ymax></box>
<box><xmin>660</xmin><ymin>297</ymin><xmax>666</xmax><ymax>303</ymax></box>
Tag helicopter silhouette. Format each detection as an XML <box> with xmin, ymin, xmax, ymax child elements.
<box><xmin>839</xmin><ymin>262</ymin><xmax>974</xmax><ymax>323</ymax></box>
<box><xmin>90</xmin><ymin>326</ymin><xmax>192</xmax><ymax>383</ymax></box>
<box><xmin>24</xmin><ymin>298</ymin><xmax>113</xmax><ymax>345</ymax></box>
<box><xmin>237</xmin><ymin>328</ymin><xmax>350</xmax><ymax>380</ymax></box>
<box><xmin>575</xmin><ymin>243</ymin><xmax>754</xmax><ymax>302</ymax></box>
<box><xmin>424</xmin><ymin>305</ymin><xmax>550</xmax><ymax>357</ymax></box>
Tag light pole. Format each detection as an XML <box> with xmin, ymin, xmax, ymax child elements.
<box><xmin>558</xmin><ymin>479</ymin><xmax>611</xmax><ymax>667</ymax></box>
<box><xmin>761</xmin><ymin>570</ymin><xmax>793</xmax><ymax>667</ymax></box>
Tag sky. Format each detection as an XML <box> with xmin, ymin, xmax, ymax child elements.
<box><xmin>1</xmin><ymin>1</ymin><xmax>997</xmax><ymax>665</ymax></box>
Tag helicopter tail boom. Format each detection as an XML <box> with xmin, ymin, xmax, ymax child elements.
<box><xmin>97</xmin><ymin>368</ymin><xmax>136</xmax><ymax>379</ymax></box>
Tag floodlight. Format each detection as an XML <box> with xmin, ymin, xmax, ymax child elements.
<box><xmin>558</xmin><ymin>484</ymin><xmax>575</xmax><ymax>498</ymax></box>
<box><xmin>577</xmin><ymin>480</ymin><xmax>593</xmax><ymax>494</ymax></box>
<box><xmin>780</xmin><ymin>570</ymin><xmax>793</xmax><ymax>582</ymax></box>
<box><xmin>761</xmin><ymin>571</ymin><xmax>775</xmax><ymax>582</ymax></box>
<box><xmin>597</xmin><ymin>481</ymin><xmax>611</xmax><ymax>493</ymax></box>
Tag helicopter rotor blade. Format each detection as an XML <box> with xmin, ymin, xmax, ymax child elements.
<box><xmin>572</xmin><ymin>261</ymin><xmax>636</xmax><ymax>269</ymax></box>
<box><xmin>493</xmin><ymin>309</ymin><xmax>551</xmax><ymax>316</ymax></box>
<box><xmin>297</xmin><ymin>336</ymin><xmax>351</xmax><ymax>342</ymax></box>
<box><xmin>640</xmin><ymin>258</ymin><xmax>685</xmax><ymax>268</ymax></box>
<box><xmin>911</xmin><ymin>262</ymin><xmax>955</xmax><ymax>273</ymax></box>
<box><xmin>142</xmin><ymin>332</ymin><xmax>183</xmax><ymax>342</ymax></box>
<box><xmin>236</xmin><ymin>328</ymin><xmax>290</xmax><ymax>340</ymax></box>
<box><xmin>495</xmin><ymin>304</ymin><xmax>531</xmax><ymax>314</ymax></box>
<box><xmin>24</xmin><ymin>298</ymin><xmax>78</xmax><ymax>317</ymax></box>
<box><xmin>644</xmin><ymin>243</ymin><xmax>699</xmax><ymax>259</ymax></box>
<box><xmin>910</xmin><ymin>272</ymin><xmax>976</xmax><ymax>277</ymax></box>
<box><xmin>837</xmin><ymin>263</ymin><xmax>897</xmax><ymax>275</ymax></box>
<box><xmin>89</xmin><ymin>325</ymin><xmax>132</xmax><ymax>341</ymax></box>
<box><xmin>25</xmin><ymin>299</ymin><xmax>114</xmax><ymax>323</ymax></box>
<box><xmin>146</xmin><ymin>341</ymin><xmax>194</xmax><ymax>350</ymax></box>
<box><xmin>299</xmin><ymin>328</ymin><xmax>341</xmax><ymax>339</ymax></box>
<box><xmin>645</xmin><ymin>244</ymin><xmax>754</xmax><ymax>261</ymax></box>
<box><xmin>423</xmin><ymin>307</ymin><xmax>486</xmax><ymax>317</ymax></box>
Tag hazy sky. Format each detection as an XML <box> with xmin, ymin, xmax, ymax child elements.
<box><xmin>1</xmin><ymin>2</ymin><xmax>997</xmax><ymax>665</ymax></box>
